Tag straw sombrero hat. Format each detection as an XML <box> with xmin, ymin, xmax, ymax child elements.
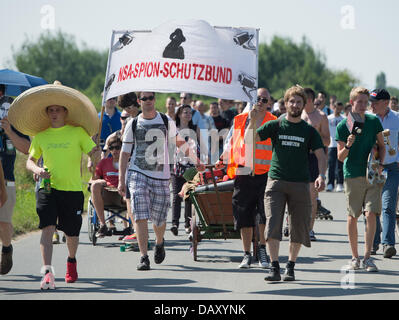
<box><xmin>8</xmin><ymin>82</ymin><xmax>100</xmax><ymax>136</ymax></box>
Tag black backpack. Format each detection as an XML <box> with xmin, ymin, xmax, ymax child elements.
<box><xmin>129</xmin><ymin>112</ymin><xmax>169</xmax><ymax>157</ymax></box>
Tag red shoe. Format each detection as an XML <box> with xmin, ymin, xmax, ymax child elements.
<box><xmin>65</xmin><ymin>261</ymin><xmax>78</xmax><ymax>283</ymax></box>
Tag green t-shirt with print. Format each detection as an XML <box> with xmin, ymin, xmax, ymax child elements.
<box><xmin>29</xmin><ymin>125</ymin><xmax>96</xmax><ymax>191</ymax></box>
<box><xmin>257</xmin><ymin>118</ymin><xmax>324</xmax><ymax>182</ymax></box>
<box><xmin>335</xmin><ymin>113</ymin><xmax>383</xmax><ymax>179</ymax></box>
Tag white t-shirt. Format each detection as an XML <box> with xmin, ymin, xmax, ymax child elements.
<box><xmin>122</xmin><ymin>112</ymin><xmax>177</xmax><ymax>180</ymax></box>
<box><xmin>327</xmin><ymin>113</ymin><xmax>344</xmax><ymax>148</ymax></box>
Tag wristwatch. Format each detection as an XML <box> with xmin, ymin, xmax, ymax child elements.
<box><xmin>344</xmin><ymin>145</ymin><xmax>351</xmax><ymax>150</ymax></box>
<box><xmin>319</xmin><ymin>174</ymin><xmax>326</xmax><ymax>180</ymax></box>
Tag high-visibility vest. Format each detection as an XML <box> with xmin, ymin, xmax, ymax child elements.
<box><xmin>226</xmin><ymin>112</ymin><xmax>276</xmax><ymax>179</ymax></box>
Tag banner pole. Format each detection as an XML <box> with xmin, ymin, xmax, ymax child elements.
<box><xmin>252</xmin><ymin>29</ymin><xmax>260</xmax><ymax>177</ymax></box>
<box><xmin>102</xmin><ymin>30</ymin><xmax>116</xmax><ymax>106</ymax></box>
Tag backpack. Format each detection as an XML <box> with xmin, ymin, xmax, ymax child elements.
<box><xmin>129</xmin><ymin>112</ymin><xmax>169</xmax><ymax>158</ymax></box>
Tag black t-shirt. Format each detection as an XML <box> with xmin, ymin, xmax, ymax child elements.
<box><xmin>0</xmin><ymin>126</ymin><xmax>30</xmax><ymax>181</ymax></box>
<box><xmin>212</xmin><ymin>115</ymin><xmax>229</xmax><ymax>131</ymax></box>
<box><xmin>221</xmin><ymin>108</ymin><xmax>237</xmax><ymax>128</ymax></box>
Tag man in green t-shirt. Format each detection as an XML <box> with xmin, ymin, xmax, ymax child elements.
<box><xmin>336</xmin><ymin>87</ymin><xmax>385</xmax><ymax>272</ymax></box>
<box><xmin>26</xmin><ymin>104</ymin><xmax>99</xmax><ymax>288</ymax></box>
<box><xmin>246</xmin><ymin>85</ymin><xmax>327</xmax><ymax>282</ymax></box>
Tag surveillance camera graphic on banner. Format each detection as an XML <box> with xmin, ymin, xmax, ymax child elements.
<box><xmin>103</xmin><ymin>19</ymin><xmax>259</xmax><ymax>106</ymax></box>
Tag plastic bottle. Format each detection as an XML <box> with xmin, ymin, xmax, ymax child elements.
<box><xmin>43</xmin><ymin>169</ymin><xmax>51</xmax><ymax>194</ymax></box>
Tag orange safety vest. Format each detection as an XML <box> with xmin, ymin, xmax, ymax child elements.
<box><xmin>226</xmin><ymin>112</ymin><xmax>276</xmax><ymax>179</ymax></box>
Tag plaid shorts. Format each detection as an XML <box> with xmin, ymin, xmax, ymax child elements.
<box><xmin>127</xmin><ymin>171</ymin><xmax>170</xmax><ymax>226</ymax></box>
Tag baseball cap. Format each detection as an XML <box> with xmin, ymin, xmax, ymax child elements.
<box><xmin>369</xmin><ymin>89</ymin><xmax>390</xmax><ymax>101</ymax></box>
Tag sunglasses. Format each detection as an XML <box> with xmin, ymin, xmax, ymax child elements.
<box><xmin>139</xmin><ymin>96</ymin><xmax>155</xmax><ymax>102</ymax></box>
<box><xmin>109</xmin><ymin>145</ymin><xmax>121</xmax><ymax>150</ymax></box>
<box><xmin>120</xmin><ymin>116</ymin><xmax>129</xmax><ymax>120</ymax></box>
<box><xmin>257</xmin><ymin>96</ymin><xmax>268</xmax><ymax>104</ymax></box>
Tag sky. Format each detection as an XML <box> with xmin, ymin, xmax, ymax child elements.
<box><xmin>1</xmin><ymin>0</ymin><xmax>399</xmax><ymax>92</ymax></box>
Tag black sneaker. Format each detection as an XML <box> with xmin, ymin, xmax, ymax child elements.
<box><xmin>154</xmin><ymin>239</ymin><xmax>166</xmax><ymax>264</ymax></box>
<box><xmin>137</xmin><ymin>255</ymin><xmax>150</xmax><ymax>270</ymax></box>
<box><xmin>383</xmin><ymin>245</ymin><xmax>396</xmax><ymax>258</ymax></box>
<box><xmin>265</xmin><ymin>266</ymin><xmax>281</xmax><ymax>281</ymax></box>
<box><xmin>0</xmin><ymin>245</ymin><xmax>13</xmax><ymax>275</ymax></box>
<box><xmin>170</xmin><ymin>225</ymin><xmax>178</xmax><ymax>236</ymax></box>
<box><xmin>95</xmin><ymin>224</ymin><xmax>108</xmax><ymax>238</ymax></box>
<box><xmin>283</xmin><ymin>267</ymin><xmax>295</xmax><ymax>281</ymax></box>
<box><xmin>371</xmin><ymin>245</ymin><xmax>379</xmax><ymax>255</ymax></box>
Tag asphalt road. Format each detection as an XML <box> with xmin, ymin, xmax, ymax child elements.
<box><xmin>1</xmin><ymin>190</ymin><xmax>399</xmax><ymax>301</ymax></box>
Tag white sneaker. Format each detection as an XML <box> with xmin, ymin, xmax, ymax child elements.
<box><xmin>362</xmin><ymin>257</ymin><xmax>378</xmax><ymax>272</ymax></box>
<box><xmin>348</xmin><ymin>257</ymin><xmax>360</xmax><ymax>270</ymax></box>
<box><xmin>326</xmin><ymin>184</ymin><xmax>333</xmax><ymax>192</ymax></box>
<box><xmin>335</xmin><ymin>184</ymin><xmax>344</xmax><ymax>192</ymax></box>
<box><xmin>40</xmin><ymin>266</ymin><xmax>56</xmax><ymax>290</ymax></box>
<box><xmin>238</xmin><ymin>253</ymin><xmax>251</xmax><ymax>269</ymax></box>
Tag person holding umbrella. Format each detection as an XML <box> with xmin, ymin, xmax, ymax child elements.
<box><xmin>8</xmin><ymin>82</ymin><xmax>100</xmax><ymax>289</ymax></box>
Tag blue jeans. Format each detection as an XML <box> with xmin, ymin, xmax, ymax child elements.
<box><xmin>327</xmin><ymin>147</ymin><xmax>343</xmax><ymax>187</ymax></box>
<box><xmin>373</xmin><ymin>162</ymin><xmax>399</xmax><ymax>247</ymax></box>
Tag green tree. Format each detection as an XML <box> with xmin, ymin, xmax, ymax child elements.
<box><xmin>387</xmin><ymin>86</ymin><xmax>399</xmax><ymax>98</ymax></box>
<box><xmin>12</xmin><ymin>30</ymin><xmax>108</xmax><ymax>91</ymax></box>
<box><xmin>375</xmin><ymin>72</ymin><xmax>387</xmax><ymax>89</ymax></box>
<box><xmin>258</xmin><ymin>36</ymin><xmax>358</xmax><ymax>102</ymax></box>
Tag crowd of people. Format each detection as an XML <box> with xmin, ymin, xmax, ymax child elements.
<box><xmin>0</xmin><ymin>80</ymin><xmax>398</xmax><ymax>289</ymax></box>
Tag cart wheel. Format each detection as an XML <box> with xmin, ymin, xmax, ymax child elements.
<box><xmin>87</xmin><ymin>199</ymin><xmax>94</xmax><ymax>242</ymax></box>
<box><xmin>191</xmin><ymin>214</ymin><xmax>198</xmax><ymax>261</ymax></box>
<box><xmin>87</xmin><ymin>198</ymin><xmax>98</xmax><ymax>246</ymax></box>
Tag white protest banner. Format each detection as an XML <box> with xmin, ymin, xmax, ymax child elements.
<box><xmin>103</xmin><ymin>19</ymin><xmax>259</xmax><ymax>105</ymax></box>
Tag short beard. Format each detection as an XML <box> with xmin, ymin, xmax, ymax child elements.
<box><xmin>289</xmin><ymin>110</ymin><xmax>302</xmax><ymax>118</ymax></box>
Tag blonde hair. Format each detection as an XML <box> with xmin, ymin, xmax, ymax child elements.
<box><xmin>284</xmin><ymin>85</ymin><xmax>307</xmax><ymax>106</ymax></box>
<box><xmin>349</xmin><ymin>87</ymin><xmax>369</xmax><ymax>102</ymax></box>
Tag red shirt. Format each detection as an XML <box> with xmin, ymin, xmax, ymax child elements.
<box><xmin>95</xmin><ymin>157</ymin><xmax>119</xmax><ymax>188</ymax></box>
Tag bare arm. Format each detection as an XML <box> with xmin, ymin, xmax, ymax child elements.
<box><xmin>243</xmin><ymin>108</ymin><xmax>261</xmax><ymax>145</ymax></box>
<box><xmin>26</xmin><ymin>155</ymin><xmax>50</xmax><ymax>179</ymax></box>
<box><xmin>314</xmin><ymin>147</ymin><xmax>327</xmax><ymax>192</ymax></box>
<box><xmin>0</xmin><ymin>117</ymin><xmax>30</xmax><ymax>154</ymax></box>
<box><xmin>117</xmin><ymin>151</ymin><xmax>130</xmax><ymax>197</ymax></box>
<box><xmin>320</xmin><ymin>114</ymin><xmax>331</xmax><ymax>147</ymax></box>
<box><xmin>337</xmin><ymin>134</ymin><xmax>355</xmax><ymax>162</ymax></box>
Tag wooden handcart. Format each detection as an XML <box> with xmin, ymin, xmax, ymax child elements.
<box><xmin>188</xmin><ymin>165</ymin><xmax>259</xmax><ymax>261</ymax></box>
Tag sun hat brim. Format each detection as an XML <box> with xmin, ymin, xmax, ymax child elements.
<box><xmin>8</xmin><ymin>84</ymin><xmax>100</xmax><ymax>137</ymax></box>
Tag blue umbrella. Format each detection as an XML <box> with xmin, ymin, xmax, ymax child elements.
<box><xmin>0</xmin><ymin>69</ymin><xmax>48</xmax><ymax>96</ymax></box>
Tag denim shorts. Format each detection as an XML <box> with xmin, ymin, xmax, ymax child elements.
<box><xmin>127</xmin><ymin>171</ymin><xmax>170</xmax><ymax>226</ymax></box>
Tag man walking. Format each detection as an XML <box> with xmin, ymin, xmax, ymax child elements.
<box><xmin>369</xmin><ymin>89</ymin><xmax>399</xmax><ymax>258</ymax></box>
<box><xmin>326</xmin><ymin>101</ymin><xmax>345</xmax><ymax>192</ymax></box>
<box><xmin>0</xmin><ymin>84</ymin><xmax>30</xmax><ymax>276</ymax></box>
<box><xmin>118</xmin><ymin>91</ymin><xmax>204</xmax><ymax>271</ymax></box>
<box><xmin>336</xmin><ymin>87</ymin><xmax>385</xmax><ymax>272</ymax></box>
<box><xmin>217</xmin><ymin>88</ymin><xmax>276</xmax><ymax>269</ymax></box>
<box><xmin>302</xmin><ymin>88</ymin><xmax>330</xmax><ymax>241</ymax></box>
<box><xmin>9</xmin><ymin>82</ymin><xmax>100</xmax><ymax>288</ymax></box>
<box><xmin>247</xmin><ymin>85</ymin><xmax>327</xmax><ymax>281</ymax></box>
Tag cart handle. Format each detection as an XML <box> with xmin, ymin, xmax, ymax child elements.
<box><xmin>208</xmin><ymin>166</ymin><xmax>227</xmax><ymax>238</ymax></box>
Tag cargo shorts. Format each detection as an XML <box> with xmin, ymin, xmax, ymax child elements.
<box><xmin>264</xmin><ymin>179</ymin><xmax>312</xmax><ymax>248</ymax></box>
<box><xmin>344</xmin><ymin>176</ymin><xmax>383</xmax><ymax>218</ymax></box>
